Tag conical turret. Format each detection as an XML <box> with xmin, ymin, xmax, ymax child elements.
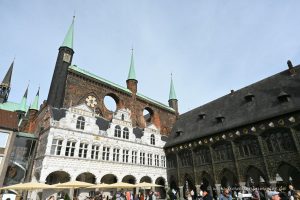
<box><xmin>19</xmin><ymin>85</ymin><xmax>28</xmax><ymax>113</ymax></box>
<box><xmin>30</xmin><ymin>87</ymin><xmax>39</xmax><ymax>110</ymax></box>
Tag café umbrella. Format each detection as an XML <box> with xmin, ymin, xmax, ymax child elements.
<box><xmin>53</xmin><ymin>181</ymin><xmax>94</xmax><ymax>189</ymax></box>
<box><xmin>0</xmin><ymin>182</ymin><xmax>54</xmax><ymax>190</ymax></box>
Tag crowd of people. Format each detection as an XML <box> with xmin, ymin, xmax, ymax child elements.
<box><xmin>170</xmin><ymin>184</ymin><xmax>300</xmax><ymax>200</ymax></box>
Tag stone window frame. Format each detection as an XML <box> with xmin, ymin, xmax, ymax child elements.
<box><xmin>123</xmin><ymin>127</ymin><xmax>129</xmax><ymax>139</ymax></box>
<box><xmin>140</xmin><ymin>152</ymin><xmax>145</xmax><ymax>165</ymax></box>
<box><xmin>65</xmin><ymin>140</ymin><xmax>76</xmax><ymax>157</ymax></box>
<box><xmin>212</xmin><ymin>142</ymin><xmax>233</xmax><ymax>162</ymax></box>
<box><xmin>50</xmin><ymin>138</ymin><xmax>63</xmax><ymax>156</ymax></box>
<box><xmin>193</xmin><ymin>147</ymin><xmax>210</xmax><ymax>165</ymax></box>
<box><xmin>264</xmin><ymin>129</ymin><xmax>296</xmax><ymax>153</ymax></box>
<box><xmin>102</xmin><ymin>146</ymin><xmax>110</xmax><ymax>161</ymax></box>
<box><xmin>161</xmin><ymin>155</ymin><xmax>166</xmax><ymax>168</ymax></box>
<box><xmin>147</xmin><ymin>153</ymin><xmax>153</xmax><ymax>166</ymax></box>
<box><xmin>91</xmin><ymin>144</ymin><xmax>100</xmax><ymax>160</ymax></box>
<box><xmin>132</xmin><ymin>150</ymin><xmax>137</xmax><ymax>164</ymax></box>
<box><xmin>79</xmin><ymin>142</ymin><xmax>88</xmax><ymax>158</ymax></box>
<box><xmin>112</xmin><ymin>148</ymin><xmax>120</xmax><ymax>162</ymax></box>
<box><xmin>122</xmin><ymin>149</ymin><xmax>129</xmax><ymax>163</ymax></box>
<box><xmin>154</xmin><ymin>154</ymin><xmax>160</xmax><ymax>167</ymax></box>
<box><xmin>150</xmin><ymin>134</ymin><xmax>155</xmax><ymax>145</ymax></box>
<box><xmin>114</xmin><ymin>125</ymin><xmax>121</xmax><ymax>138</ymax></box>
<box><xmin>76</xmin><ymin>116</ymin><xmax>85</xmax><ymax>130</ymax></box>
<box><xmin>235</xmin><ymin>137</ymin><xmax>260</xmax><ymax>158</ymax></box>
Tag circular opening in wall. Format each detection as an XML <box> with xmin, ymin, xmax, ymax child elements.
<box><xmin>143</xmin><ymin>107</ymin><xmax>154</xmax><ymax>125</ymax></box>
<box><xmin>104</xmin><ymin>95</ymin><xmax>117</xmax><ymax>112</ymax></box>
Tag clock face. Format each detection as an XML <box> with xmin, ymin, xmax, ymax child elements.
<box><xmin>63</xmin><ymin>53</ymin><xmax>71</xmax><ymax>63</ymax></box>
<box><xmin>86</xmin><ymin>96</ymin><xmax>98</xmax><ymax>108</ymax></box>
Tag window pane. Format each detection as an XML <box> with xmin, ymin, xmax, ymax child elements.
<box><xmin>0</xmin><ymin>132</ymin><xmax>9</xmax><ymax>148</ymax></box>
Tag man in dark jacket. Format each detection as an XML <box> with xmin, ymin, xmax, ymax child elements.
<box><xmin>202</xmin><ymin>188</ymin><xmax>213</xmax><ymax>200</ymax></box>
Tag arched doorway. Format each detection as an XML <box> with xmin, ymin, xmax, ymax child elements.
<box><xmin>76</xmin><ymin>172</ymin><xmax>96</xmax><ymax>184</ymax></box>
<box><xmin>140</xmin><ymin>176</ymin><xmax>152</xmax><ymax>183</ymax></box>
<box><xmin>101</xmin><ymin>174</ymin><xmax>118</xmax><ymax>184</ymax></box>
<box><xmin>45</xmin><ymin>171</ymin><xmax>70</xmax><ymax>185</ymax></box>
<box><xmin>200</xmin><ymin>172</ymin><xmax>217</xmax><ymax>200</ymax></box>
<box><xmin>155</xmin><ymin>177</ymin><xmax>166</xmax><ymax>199</ymax></box>
<box><xmin>122</xmin><ymin>175</ymin><xmax>136</xmax><ymax>184</ymax></box>
<box><xmin>245</xmin><ymin>166</ymin><xmax>267</xmax><ymax>187</ymax></box>
<box><xmin>182</xmin><ymin>173</ymin><xmax>196</xmax><ymax>200</ymax></box>
<box><xmin>220</xmin><ymin>169</ymin><xmax>238</xmax><ymax>189</ymax></box>
<box><xmin>277</xmin><ymin>162</ymin><xmax>300</xmax><ymax>189</ymax></box>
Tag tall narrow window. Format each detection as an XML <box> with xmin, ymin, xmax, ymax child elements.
<box><xmin>114</xmin><ymin>125</ymin><xmax>121</xmax><ymax>138</ymax></box>
<box><xmin>161</xmin><ymin>156</ymin><xmax>166</xmax><ymax>168</ymax></box>
<box><xmin>91</xmin><ymin>145</ymin><xmax>100</xmax><ymax>160</ymax></box>
<box><xmin>50</xmin><ymin>139</ymin><xmax>63</xmax><ymax>155</ymax></box>
<box><xmin>79</xmin><ymin>143</ymin><xmax>88</xmax><ymax>158</ymax></box>
<box><xmin>123</xmin><ymin>127</ymin><xmax>129</xmax><ymax>139</ymax></box>
<box><xmin>140</xmin><ymin>152</ymin><xmax>145</xmax><ymax>165</ymax></box>
<box><xmin>76</xmin><ymin>116</ymin><xmax>85</xmax><ymax>130</ymax></box>
<box><xmin>123</xmin><ymin>149</ymin><xmax>129</xmax><ymax>163</ymax></box>
<box><xmin>147</xmin><ymin>153</ymin><xmax>153</xmax><ymax>166</ymax></box>
<box><xmin>121</xmin><ymin>114</ymin><xmax>125</xmax><ymax>121</ymax></box>
<box><xmin>113</xmin><ymin>148</ymin><xmax>120</xmax><ymax>162</ymax></box>
<box><xmin>65</xmin><ymin>141</ymin><xmax>76</xmax><ymax>157</ymax></box>
<box><xmin>132</xmin><ymin>151</ymin><xmax>137</xmax><ymax>164</ymax></box>
<box><xmin>150</xmin><ymin>134</ymin><xmax>155</xmax><ymax>145</ymax></box>
<box><xmin>102</xmin><ymin>147</ymin><xmax>110</xmax><ymax>161</ymax></box>
<box><xmin>155</xmin><ymin>155</ymin><xmax>160</xmax><ymax>166</ymax></box>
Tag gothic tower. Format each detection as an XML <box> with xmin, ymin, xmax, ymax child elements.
<box><xmin>47</xmin><ymin>17</ymin><xmax>75</xmax><ymax>108</ymax></box>
<box><xmin>0</xmin><ymin>61</ymin><xmax>13</xmax><ymax>103</ymax></box>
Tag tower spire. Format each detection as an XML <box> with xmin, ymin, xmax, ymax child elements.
<box><xmin>169</xmin><ymin>73</ymin><xmax>177</xmax><ymax>100</ymax></box>
<box><xmin>30</xmin><ymin>87</ymin><xmax>40</xmax><ymax>110</ymax></box>
<box><xmin>61</xmin><ymin>16</ymin><xmax>75</xmax><ymax>49</ymax></box>
<box><xmin>19</xmin><ymin>84</ymin><xmax>29</xmax><ymax>112</ymax></box>
<box><xmin>127</xmin><ymin>48</ymin><xmax>137</xmax><ymax>80</ymax></box>
<box><xmin>0</xmin><ymin>60</ymin><xmax>14</xmax><ymax>103</ymax></box>
<box><xmin>168</xmin><ymin>73</ymin><xmax>179</xmax><ymax>114</ymax></box>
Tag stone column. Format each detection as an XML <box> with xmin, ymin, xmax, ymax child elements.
<box><xmin>208</xmin><ymin>146</ymin><xmax>217</xmax><ymax>185</ymax></box>
<box><xmin>179</xmin><ymin>186</ymin><xmax>184</xmax><ymax>200</ymax></box>
<box><xmin>215</xmin><ymin>184</ymin><xmax>221</xmax><ymax>197</ymax></box>
<box><xmin>290</xmin><ymin>128</ymin><xmax>300</xmax><ymax>155</ymax></box>
<box><xmin>257</xmin><ymin>135</ymin><xmax>271</xmax><ymax>182</ymax></box>
<box><xmin>230</xmin><ymin>141</ymin><xmax>241</xmax><ymax>183</ymax></box>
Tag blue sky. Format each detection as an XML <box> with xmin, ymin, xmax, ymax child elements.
<box><xmin>1</xmin><ymin>0</ymin><xmax>300</xmax><ymax>113</ymax></box>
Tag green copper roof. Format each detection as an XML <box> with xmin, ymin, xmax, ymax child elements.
<box><xmin>127</xmin><ymin>50</ymin><xmax>137</xmax><ymax>80</ymax></box>
<box><xmin>30</xmin><ymin>88</ymin><xmax>39</xmax><ymax>110</ymax></box>
<box><xmin>0</xmin><ymin>101</ymin><xmax>28</xmax><ymax>112</ymax></box>
<box><xmin>61</xmin><ymin>17</ymin><xmax>74</xmax><ymax>49</ymax></box>
<box><xmin>69</xmin><ymin>65</ymin><xmax>175</xmax><ymax>112</ymax></box>
<box><xmin>169</xmin><ymin>75</ymin><xmax>177</xmax><ymax>100</ymax></box>
<box><xmin>19</xmin><ymin>86</ymin><xmax>28</xmax><ymax>112</ymax></box>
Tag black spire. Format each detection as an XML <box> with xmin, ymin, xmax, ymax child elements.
<box><xmin>0</xmin><ymin>61</ymin><xmax>14</xmax><ymax>103</ymax></box>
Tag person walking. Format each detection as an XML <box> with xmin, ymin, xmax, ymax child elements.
<box><xmin>202</xmin><ymin>188</ymin><xmax>213</xmax><ymax>200</ymax></box>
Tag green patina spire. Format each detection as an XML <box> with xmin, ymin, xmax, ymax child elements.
<box><xmin>30</xmin><ymin>87</ymin><xmax>39</xmax><ymax>110</ymax></box>
<box><xmin>169</xmin><ymin>74</ymin><xmax>177</xmax><ymax>100</ymax></box>
<box><xmin>61</xmin><ymin>16</ymin><xmax>75</xmax><ymax>49</ymax></box>
<box><xmin>19</xmin><ymin>85</ymin><xmax>28</xmax><ymax>112</ymax></box>
<box><xmin>127</xmin><ymin>49</ymin><xmax>137</xmax><ymax>80</ymax></box>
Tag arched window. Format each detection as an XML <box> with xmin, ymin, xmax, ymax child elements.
<box><xmin>213</xmin><ymin>143</ymin><xmax>232</xmax><ymax>162</ymax></box>
<box><xmin>264</xmin><ymin>130</ymin><xmax>296</xmax><ymax>152</ymax></box>
<box><xmin>76</xmin><ymin>116</ymin><xmax>85</xmax><ymax>130</ymax></box>
<box><xmin>235</xmin><ymin>137</ymin><xmax>261</xmax><ymax>158</ymax></box>
<box><xmin>114</xmin><ymin>125</ymin><xmax>121</xmax><ymax>138</ymax></box>
<box><xmin>123</xmin><ymin>127</ymin><xmax>129</xmax><ymax>139</ymax></box>
<box><xmin>150</xmin><ymin>134</ymin><xmax>155</xmax><ymax>145</ymax></box>
<box><xmin>121</xmin><ymin>114</ymin><xmax>125</xmax><ymax>121</ymax></box>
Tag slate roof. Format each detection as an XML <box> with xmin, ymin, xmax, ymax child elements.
<box><xmin>0</xmin><ymin>109</ymin><xmax>18</xmax><ymax>130</ymax></box>
<box><xmin>96</xmin><ymin>117</ymin><xmax>110</xmax><ymax>131</ymax></box>
<box><xmin>50</xmin><ymin>107</ymin><xmax>67</xmax><ymax>121</ymax></box>
<box><xmin>165</xmin><ymin>65</ymin><xmax>300</xmax><ymax>148</ymax></box>
<box><xmin>133</xmin><ymin>127</ymin><xmax>144</xmax><ymax>138</ymax></box>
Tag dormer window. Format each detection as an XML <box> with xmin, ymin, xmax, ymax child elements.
<box><xmin>176</xmin><ymin>129</ymin><xmax>184</xmax><ymax>137</ymax></box>
<box><xmin>198</xmin><ymin>112</ymin><xmax>206</xmax><ymax>120</ymax></box>
<box><xmin>76</xmin><ymin>116</ymin><xmax>85</xmax><ymax>130</ymax></box>
<box><xmin>150</xmin><ymin>134</ymin><xmax>155</xmax><ymax>145</ymax></box>
<box><xmin>278</xmin><ymin>91</ymin><xmax>290</xmax><ymax>103</ymax></box>
<box><xmin>216</xmin><ymin>114</ymin><xmax>225</xmax><ymax>123</ymax></box>
<box><xmin>244</xmin><ymin>92</ymin><xmax>255</xmax><ymax>102</ymax></box>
